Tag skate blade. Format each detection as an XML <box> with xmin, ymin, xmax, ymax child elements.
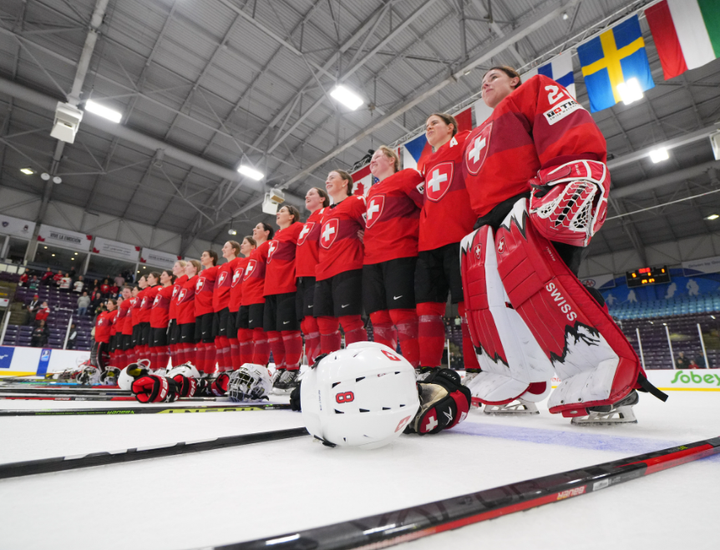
<box><xmin>571</xmin><ymin>405</ymin><xmax>637</xmax><ymax>426</ymax></box>
<box><xmin>483</xmin><ymin>402</ymin><xmax>539</xmax><ymax>415</ymax></box>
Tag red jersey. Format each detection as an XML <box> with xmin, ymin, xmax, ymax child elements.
<box><xmin>139</xmin><ymin>285</ymin><xmax>158</xmax><ymax>323</ymax></box>
<box><xmin>111</xmin><ymin>306</ymin><xmax>123</xmax><ymax>335</ymax></box>
<box><xmin>364</xmin><ymin>169</ymin><xmax>424</xmax><ymax>265</ymax></box>
<box><xmin>130</xmin><ymin>292</ymin><xmax>144</xmax><ymax>327</ymax></box>
<box><xmin>120</xmin><ymin>298</ymin><xmax>134</xmax><ymax>336</ymax></box>
<box><xmin>169</xmin><ymin>275</ymin><xmax>188</xmax><ymax>321</ymax></box>
<box><xmin>195</xmin><ymin>265</ymin><xmax>219</xmax><ymax>316</ymax></box>
<box><xmin>265</xmin><ymin>222</ymin><xmax>303</xmax><ymax>296</ymax></box>
<box><xmin>242</xmin><ymin>241</ymin><xmax>270</xmax><ymax>306</ymax></box>
<box><xmin>295</xmin><ymin>208</ymin><xmax>326</xmax><ymax>278</ymax></box>
<box><xmin>95</xmin><ymin>311</ymin><xmax>112</xmax><ymax>343</ymax></box>
<box><xmin>316</xmin><ymin>195</ymin><xmax>365</xmax><ymax>281</ymax></box>
<box><xmin>176</xmin><ymin>276</ymin><xmax>197</xmax><ymax>325</ymax></box>
<box><xmin>463</xmin><ymin>74</ymin><xmax>607</xmax><ymax>217</ymax></box>
<box><xmin>213</xmin><ymin>258</ymin><xmax>239</xmax><ymax>312</ymax></box>
<box><xmin>419</xmin><ymin>130</ymin><xmax>476</xmax><ymax>251</ymax></box>
<box><xmin>150</xmin><ymin>285</ymin><xmax>174</xmax><ymax>328</ymax></box>
<box><xmin>228</xmin><ymin>257</ymin><xmax>249</xmax><ymax>313</ymax></box>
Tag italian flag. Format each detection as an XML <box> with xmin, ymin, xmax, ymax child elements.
<box><xmin>645</xmin><ymin>0</ymin><xmax>720</xmax><ymax>80</ymax></box>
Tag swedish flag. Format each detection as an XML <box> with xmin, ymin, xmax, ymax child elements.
<box><xmin>577</xmin><ymin>15</ymin><xmax>655</xmax><ymax>112</ymax></box>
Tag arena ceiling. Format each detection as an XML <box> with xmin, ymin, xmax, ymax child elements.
<box><xmin>0</xmin><ymin>0</ymin><xmax>719</xmax><ymax>264</ymax></box>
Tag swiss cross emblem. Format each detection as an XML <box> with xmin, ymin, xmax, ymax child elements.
<box><xmin>297</xmin><ymin>222</ymin><xmax>314</xmax><ymax>245</ymax></box>
<box><xmin>424</xmin><ymin>414</ymin><xmax>438</xmax><ymax>432</ymax></box>
<box><xmin>231</xmin><ymin>268</ymin><xmax>242</xmax><ymax>287</ymax></box>
<box><xmin>474</xmin><ymin>243</ymin><xmax>482</xmax><ymax>260</ymax></box>
<box><xmin>141</xmin><ymin>297</ymin><xmax>147</xmax><ymax>308</ymax></box>
<box><xmin>153</xmin><ymin>294</ymin><xmax>161</xmax><ymax>306</ymax></box>
<box><xmin>218</xmin><ymin>271</ymin><xmax>228</xmax><ymax>286</ymax></box>
<box><xmin>497</xmin><ymin>238</ymin><xmax>505</xmax><ymax>254</ymax></box>
<box><xmin>425</xmin><ymin>161</ymin><xmax>453</xmax><ymax>202</ymax></box>
<box><xmin>172</xmin><ymin>286</ymin><xmax>179</xmax><ymax>299</ymax></box>
<box><xmin>366</xmin><ymin>195</ymin><xmax>385</xmax><ymax>228</ymax></box>
<box><xmin>267</xmin><ymin>240</ymin><xmax>278</xmax><ymax>262</ymax></box>
<box><xmin>177</xmin><ymin>289</ymin><xmax>187</xmax><ymax>303</ymax></box>
<box><xmin>465</xmin><ymin>122</ymin><xmax>492</xmax><ymax>175</ymax></box>
<box><xmin>243</xmin><ymin>260</ymin><xmax>256</xmax><ymax>281</ymax></box>
<box><xmin>381</xmin><ymin>349</ymin><xmax>400</xmax><ymax>361</ymax></box>
<box><xmin>196</xmin><ymin>278</ymin><xmax>205</xmax><ymax>292</ymax></box>
<box><xmin>320</xmin><ymin>218</ymin><xmax>339</xmax><ymax>249</ymax></box>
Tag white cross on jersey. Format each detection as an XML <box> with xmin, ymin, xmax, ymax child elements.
<box><xmin>468</xmin><ymin>136</ymin><xmax>486</xmax><ymax>164</ymax></box>
<box><xmin>427</xmin><ymin>169</ymin><xmax>448</xmax><ymax>193</ymax></box>
<box><xmin>322</xmin><ymin>224</ymin><xmax>336</xmax><ymax>243</ymax></box>
<box><xmin>424</xmin><ymin>414</ymin><xmax>438</xmax><ymax>432</ymax></box>
<box><xmin>299</xmin><ymin>225</ymin><xmax>311</xmax><ymax>240</ymax></box>
<box><xmin>367</xmin><ymin>199</ymin><xmax>381</xmax><ymax>221</ymax></box>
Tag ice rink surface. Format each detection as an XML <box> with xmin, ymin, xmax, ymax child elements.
<box><xmin>0</xmin><ymin>386</ymin><xmax>718</xmax><ymax>550</ymax></box>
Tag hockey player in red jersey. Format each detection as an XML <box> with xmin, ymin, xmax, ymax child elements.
<box><xmin>460</xmin><ymin>66</ymin><xmax>665</xmax><ymax>423</ymax></box>
<box><xmin>176</xmin><ymin>260</ymin><xmax>200</xmax><ymax>367</ymax></box>
<box><xmin>295</xmin><ymin>187</ymin><xmax>335</xmax><ymax>365</ymax></box>
<box><xmin>229</xmin><ymin>237</ymin><xmax>255</xmax><ymax>368</ymax></box>
<box><xmin>264</xmin><ymin>205</ymin><xmax>304</xmax><ymax>391</ymax></box>
<box><xmin>195</xmin><ymin>250</ymin><xmax>219</xmax><ymax>377</ymax></box>
<box><xmin>416</xmin><ymin>113</ymin><xmax>480</xmax><ymax>379</ymax></box>
<box><xmin>213</xmin><ymin>241</ymin><xmax>241</xmax><ymax>373</ymax></box>
<box><xmin>241</xmin><ymin>223</ymin><xmax>274</xmax><ymax>366</ymax></box>
<box><xmin>315</xmin><ymin>170</ymin><xmax>368</xmax><ymax>352</ymax></box>
<box><xmin>363</xmin><ymin>146</ymin><xmax>423</xmax><ymax>367</ymax></box>
<box><xmin>149</xmin><ymin>269</ymin><xmax>175</xmax><ymax>373</ymax></box>
<box><xmin>139</xmin><ymin>273</ymin><xmax>160</xmax><ymax>366</ymax></box>
<box><xmin>168</xmin><ymin>260</ymin><xmax>187</xmax><ymax>368</ymax></box>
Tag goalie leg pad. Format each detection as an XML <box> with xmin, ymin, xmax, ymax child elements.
<box><xmin>460</xmin><ymin>227</ymin><xmax>554</xmax><ymax>405</ymax></box>
<box><xmin>495</xmin><ymin>199</ymin><xmax>641</xmax><ymax>416</ymax></box>
<box><xmin>407</xmin><ymin>369</ymin><xmax>471</xmax><ymax>435</ymax></box>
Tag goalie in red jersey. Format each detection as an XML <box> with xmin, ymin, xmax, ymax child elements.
<box><xmin>460</xmin><ymin>66</ymin><xmax>665</xmax><ymax>424</ymax></box>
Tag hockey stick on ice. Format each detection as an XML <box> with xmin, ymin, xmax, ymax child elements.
<box><xmin>214</xmin><ymin>436</ymin><xmax>720</xmax><ymax>550</ymax></box>
<box><xmin>0</xmin><ymin>427</ymin><xmax>309</xmax><ymax>480</ymax></box>
<box><xmin>0</xmin><ymin>395</ymin><xmax>226</xmax><ymax>402</ymax></box>
<box><xmin>0</xmin><ymin>402</ymin><xmax>292</xmax><ymax>416</ymax></box>
<box><xmin>0</xmin><ymin>387</ymin><xmax>130</xmax><ymax>396</ymax></box>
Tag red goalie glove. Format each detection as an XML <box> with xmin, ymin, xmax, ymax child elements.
<box><xmin>528</xmin><ymin>160</ymin><xmax>609</xmax><ymax>247</ymax></box>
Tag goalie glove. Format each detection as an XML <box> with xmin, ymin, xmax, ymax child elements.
<box><xmin>528</xmin><ymin>159</ymin><xmax>609</xmax><ymax>247</ymax></box>
<box><xmin>132</xmin><ymin>375</ymin><xmax>177</xmax><ymax>403</ymax></box>
<box><xmin>407</xmin><ymin>369</ymin><xmax>471</xmax><ymax>435</ymax></box>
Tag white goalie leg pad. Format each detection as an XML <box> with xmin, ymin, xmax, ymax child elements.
<box><xmin>460</xmin><ymin>226</ymin><xmax>554</xmax><ymax>406</ymax></box>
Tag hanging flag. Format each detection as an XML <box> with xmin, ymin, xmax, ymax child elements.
<box><xmin>577</xmin><ymin>15</ymin><xmax>654</xmax><ymax>112</ymax></box>
<box><xmin>401</xmin><ymin>106</ymin><xmax>472</xmax><ymax>171</ymax></box>
<box><xmin>521</xmin><ymin>50</ymin><xmax>577</xmax><ymax>99</ymax></box>
<box><xmin>645</xmin><ymin>0</ymin><xmax>720</xmax><ymax>81</ymax></box>
<box><xmin>350</xmin><ymin>164</ymin><xmax>375</xmax><ymax>198</ymax></box>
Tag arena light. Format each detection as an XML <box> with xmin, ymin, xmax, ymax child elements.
<box><xmin>617</xmin><ymin>78</ymin><xmax>643</xmax><ymax>105</ymax></box>
<box><xmin>706</xmin><ymin>214</ymin><xmax>719</xmax><ymax>220</ymax></box>
<box><xmin>330</xmin><ymin>85</ymin><xmax>364</xmax><ymax>110</ymax></box>
<box><xmin>228</xmin><ymin>229</ymin><xmax>237</xmax><ymax>235</ymax></box>
<box><xmin>85</xmin><ymin>99</ymin><xmax>122</xmax><ymax>123</ymax></box>
<box><xmin>237</xmin><ymin>165</ymin><xmax>264</xmax><ymax>181</ymax></box>
<box><xmin>649</xmin><ymin>148</ymin><xmax>669</xmax><ymax>163</ymax></box>
<box><xmin>20</xmin><ymin>168</ymin><xmax>34</xmax><ymax>175</ymax></box>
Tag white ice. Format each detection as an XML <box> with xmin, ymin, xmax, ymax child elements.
<box><xmin>0</xmin><ymin>388</ymin><xmax>718</xmax><ymax>550</ymax></box>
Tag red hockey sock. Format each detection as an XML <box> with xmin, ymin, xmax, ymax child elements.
<box><xmin>282</xmin><ymin>331</ymin><xmax>303</xmax><ymax>370</ymax></box>
<box><xmin>252</xmin><ymin>328</ymin><xmax>270</xmax><ymax>365</ymax></box>
<box><xmin>317</xmin><ymin>316</ymin><xmax>341</xmax><ymax>354</ymax></box>
<box><xmin>369</xmin><ymin>310</ymin><xmax>397</xmax><ymax>350</ymax></box>
<box><xmin>340</xmin><ymin>315</ymin><xmax>367</xmax><ymax>346</ymax></box>
<box><xmin>228</xmin><ymin>338</ymin><xmax>240</xmax><ymax>370</ymax></box>
<box><xmin>390</xmin><ymin>308</ymin><xmax>420</xmax><ymax>367</ymax></box>
<box><xmin>205</xmin><ymin>342</ymin><xmax>217</xmax><ymax>376</ymax></box>
<box><xmin>417</xmin><ymin>302</ymin><xmax>446</xmax><ymax>367</ymax></box>
<box><xmin>238</xmin><ymin>328</ymin><xmax>254</xmax><ymax>366</ymax></box>
<box><xmin>267</xmin><ymin>331</ymin><xmax>285</xmax><ymax>370</ymax></box>
<box><xmin>457</xmin><ymin>302</ymin><xmax>480</xmax><ymax>371</ymax></box>
<box><xmin>300</xmin><ymin>316</ymin><xmax>321</xmax><ymax>364</ymax></box>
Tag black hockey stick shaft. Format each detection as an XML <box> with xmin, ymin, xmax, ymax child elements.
<box><xmin>217</xmin><ymin>436</ymin><xmax>720</xmax><ymax>550</ymax></box>
<box><xmin>0</xmin><ymin>402</ymin><xmax>292</xmax><ymax>416</ymax></box>
<box><xmin>0</xmin><ymin>395</ymin><xmax>222</xmax><ymax>402</ymax></box>
<box><xmin>0</xmin><ymin>427</ymin><xmax>309</xmax><ymax>480</ymax></box>
<box><xmin>0</xmin><ymin>387</ymin><xmax>130</xmax><ymax>396</ymax></box>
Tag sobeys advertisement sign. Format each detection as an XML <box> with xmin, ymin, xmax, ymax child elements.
<box><xmin>646</xmin><ymin>369</ymin><xmax>720</xmax><ymax>390</ymax></box>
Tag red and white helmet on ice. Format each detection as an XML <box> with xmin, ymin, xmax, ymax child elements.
<box><xmin>118</xmin><ymin>359</ymin><xmax>151</xmax><ymax>391</ymax></box>
<box><xmin>166</xmin><ymin>362</ymin><xmax>200</xmax><ymax>380</ymax></box>
<box><xmin>300</xmin><ymin>342</ymin><xmax>420</xmax><ymax>449</ymax></box>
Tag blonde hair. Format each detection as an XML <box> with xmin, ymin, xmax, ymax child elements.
<box><xmin>377</xmin><ymin>146</ymin><xmax>400</xmax><ymax>173</ymax></box>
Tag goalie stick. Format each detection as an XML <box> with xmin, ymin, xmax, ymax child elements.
<box><xmin>214</xmin><ymin>436</ymin><xmax>720</xmax><ymax>550</ymax></box>
<box><xmin>0</xmin><ymin>402</ymin><xmax>292</xmax><ymax>416</ymax></box>
<box><xmin>0</xmin><ymin>427</ymin><xmax>309</xmax><ymax>480</ymax></box>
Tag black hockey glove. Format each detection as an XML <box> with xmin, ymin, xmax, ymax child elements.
<box><xmin>406</xmin><ymin>369</ymin><xmax>471</xmax><ymax>435</ymax></box>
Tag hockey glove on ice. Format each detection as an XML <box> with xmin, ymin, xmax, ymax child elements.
<box><xmin>407</xmin><ymin>368</ymin><xmax>471</xmax><ymax>435</ymax></box>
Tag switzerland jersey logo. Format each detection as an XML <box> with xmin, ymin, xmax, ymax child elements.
<box><xmin>243</xmin><ymin>260</ymin><xmax>257</xmax><ymax>281</ymax></box>
<box><xmin>320</xmin><ymin>219</ymin><xmax>339</xmax><ymax>249</ymax></box>
<box><xmin>172</xmin><ymin>286</ymin><xmax>179</xmax><ymax>299</ymax></box>
<box><xmin>153</xmin><ymin>294</ymin><xmax>161</xmax><ymax>307</ymax></box>
<box><xmin>297</xmin><ymin>222</ymin><xmax>314</xmax><ymax>245</ymax></box>
<box><xmin>231</xmin><ymin>268</ymin><xmax>242</xmax><ymax>287</ymax></box>
<box><xmin>218</xmin><ymin>271</ymin><xmax>228</xmax><ymax>287</ymax></box>
<box><xmin>465</xmin><ymin>122</ymin><xmax>492</xmax><ymax>175</ymax></box>
<box><xmin>267</xmin><ymin>241</ymin><xmax>278</xmax><ymax>263</ymax></box>
<box><xmin>366</xmin><ymin>196</ymin><xmax>385</xmax><ymax>228</ymax></box>
<box><xmin>196</xmin><ymin>278</ymin><xmax>205</xmax><ymax>292</ymax></box>
<box><xmin>425</xmin><ymin>162</ymin><xmax>453</xmax><ymax>202</ymax></box>
<box><xmin>141</xmin><ymin>297</ymin><xmax>148</xmax><ymax>308</ymax></box>
<box><xmin>177</xmin><ymin>289</ymin><xmax>187</xmax><ymax>304</ymax></box>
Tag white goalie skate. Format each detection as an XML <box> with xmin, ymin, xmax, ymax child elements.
<box><xmin>570</xmin><ymin>390</ymin><xmax>639</xmax><ymax>426</ymax></box>
<box><xmin>483</xmin><ymin>398</ymin><xmax>539</xmax><ymax>415</ymax></box>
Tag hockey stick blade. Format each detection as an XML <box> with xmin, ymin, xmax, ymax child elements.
<box><xmin>0</xmin><ymin>402</ymin><xmax>292</xmax><ymax>416</ymax></box>
<box><xmin>0</xmin><ymin>427</ymin><xmax>309</xmax><ymax>480</ymax></box>
<box><xmin>215</xmin><ymin>436</ymin><xmax>720</xmax><ymax>550</ymax></box>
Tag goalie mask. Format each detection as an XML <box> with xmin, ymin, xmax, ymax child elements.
<box><xmin>118</xmin><ymin>359</ymin><xmax>151</xmax><ymax>391</ymax></box>
<box><xmin>300</xmin><ymin>342</ymin><xmax>420</xmax><ymax>450</ymax></box>
<box><xmin>227</xmin><ymin>364</ymin><xmax>271</xmax><ymax>402</ymax></box>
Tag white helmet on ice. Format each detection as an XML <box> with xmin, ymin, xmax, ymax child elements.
<box><xmin>227</xmin><ymin>363</ymin><xmax>271</xmax><ymax>402</ymax></box>
<box><xmin>300</xmin><ymin>342</ymin><xmax>420</xmax><ymax>450</ymax></box>
<box><xmin>166</xmin><ymin>362</ymin><xmax>200</xmax><ymax>380</ymax></box>
<box><xmin>118</xmin><ymin>359</ymin><xmax>151</xmax><ymax>391</ymax></box>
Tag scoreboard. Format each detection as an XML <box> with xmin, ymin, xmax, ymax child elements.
<box><xmin>625</xmin><ymin>266</ymin><xmax>671</xmax><ymax>288</ymax></box>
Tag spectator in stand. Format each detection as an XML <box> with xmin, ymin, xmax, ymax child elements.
<box><xmin>67</xmin><ymin>323</ymin><xmax>77</xmax><ymax>350</ymax></box>
<box><xmin>114</xmin><ymin>274</ymin><xmax>125</xmax><ymax>288</ymax></box>
<box><xmin>90</xmin><ymin>290</ymin><xmax>104</xmax><ymax>313</ymax></box>
<box><xmin>77</xmin><ymin>291</ymin><xmax>91</xmax><ymax>316</ymax></box>
<box><xmin>28</xmin><ymin>275</ymin><xmax>39</xmax><ymax>290</ymax></box>
<box><xmin>73</xmin><ymin>275</ymin><xmax>85</xmax><ymax>293</ymax></box>
<box><xmin>100</xmin><ymin>278</ymin><xmax>111</xmax><ymax>296</ymax></box>
<box><xmin>19</xmin><ymin>272</ymin><xmax>29</xmax><ymax>287</ymax></box>
<box><xmin>92</xmin><ymin>279</ymin><xmax>100</xmax><ymax>293</ymax></box>
<box><xmin>109</xmin><ymin>281</ymin><xmax>119</xmax><ymax>297</ymax></box>
<box><xmin>53</xmin><ymin>270</ymin><xmax>64</xmax><ymax>288</ymax></box>
<box><xmin>28</xmin><ymin>294</ymin><xmax>40</xmax><ymax>315</ymax></box>
<box><xmin>59</xmin><ymin>273</ymin><xmax>72</xmax><ymax>291</ymax></box>
<box><xmin>34</xmin><ymin>301</ymin><xmax>50</xmax><ymax>324</ymax></box>
<box><xmin>31</xmin><ymin>320</ymin><xmax>49</xmax><ymax>348</ymax></box>
<box><xmin>41</xmin><ymin>267</ymin><xmax>54</xmax><ymax>286</ymax></box>
<box><xmin>68</xmin><ymin>266</ymin><xmax>76</xmax><ymax>279</ymax></box>
<box><xmin>676</xmin><ymin>351</ymin><xmax>689</xmax><ymax>369</ymax></box>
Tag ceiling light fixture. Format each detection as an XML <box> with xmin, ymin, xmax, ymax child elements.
<box><xmin>41</xmin><ymin>172</ymin><xmax>50</xmax><ymax>181</ymax></box>
<box><xmin>649</xmin><ymin>148</ymin><xmax>669</xmax><ymax>163</ymax></box>
<box><xmin>330</xmin><ymin>85</ymin><xmax>364</xmax><ymax>110</ymax></box>
<box><xmin>20</xmin><ymin>168</ymin><xmax>34</xmax><ymax>175</ymax></box>
<box><xmin>228</xmin><ymin>229</ymin><xmax>237</xmax><ymax>236</ymax></box>
<box><xmin>617</xmin><ymin>78</ymin><xmax>643</xmax><ymax>105</ymax></box>
<box><xmin>238</xmin><ymin>165</ymin><xmax>264</xmax><ymax>181</ymax></box>
<box><xmin>53</xmin><ymin>176</ymin><xmax>62</xmax><ymax>184</ymax></box>
<box><xmin>706</xmin><ymin>214</ymin><xmax>719</xmax><ymax>220</ymax></box>
<box><xmin>562</xmin><ymin>12</ymin><xmax>569</xmax><ymax>20</ymax></box>
<box><xmin>85</xmin><ymin>99</ymin><xmax>123</xmax><ymax>123</ymax></box>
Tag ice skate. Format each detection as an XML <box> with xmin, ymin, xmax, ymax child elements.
<box><xmin>463</xmin><ymin>369</ymin><xmax>481</xmax><ymax>386</ymax></box>
<box><xmin>571</xmin><ymin>390</ymin><xmax>639</xmax><ymax>425</ymax></box>
<box><xmin>483</xmin><ymin>398</ymin><xmax>539</xmax><ymax>415</ymax></box>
